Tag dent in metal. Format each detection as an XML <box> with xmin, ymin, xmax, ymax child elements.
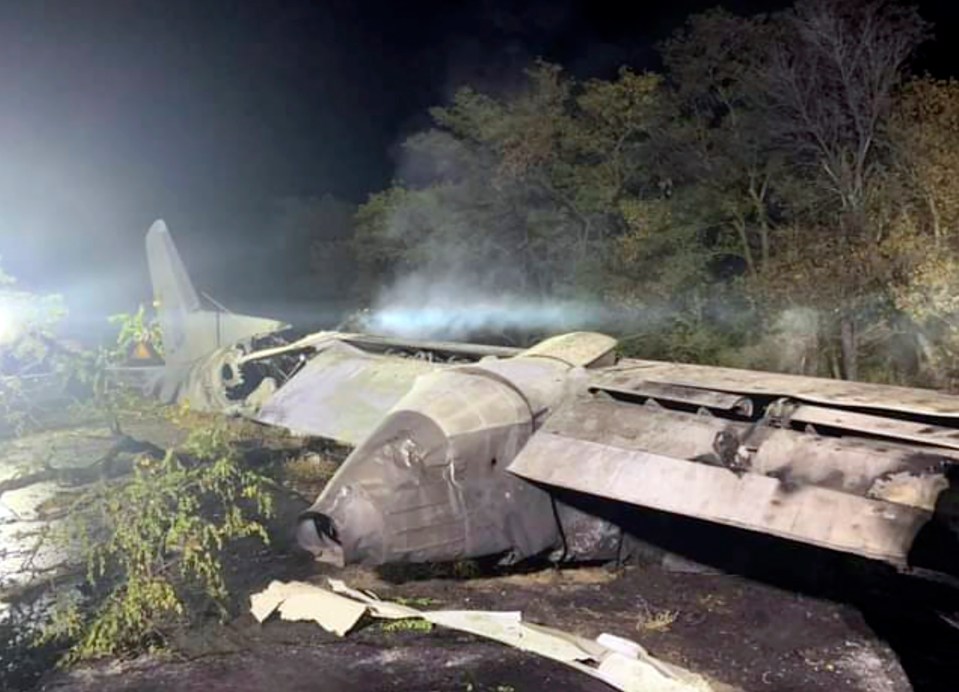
<box><xmin>299</xmin><ymin>362</ymin><xmax>564</xmax><ymax>565</ymax></box>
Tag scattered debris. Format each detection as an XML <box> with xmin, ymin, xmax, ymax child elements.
<box><xmin>251</xmin><ymin>578</ymin><xmax>714</xmax><ymax>692</ymax></box>
<box><xmin>636</xmin><ymin>608</ymin><xmax>679</xmax><ymax>634</ymax></box>
<box><xmin>250</xmin><ymin>581</ymin><xmax>367</xmax><ymax>637</ymax></box>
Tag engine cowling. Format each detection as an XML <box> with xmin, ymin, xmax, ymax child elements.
<box><xmin>297</xmin><ymin>332</ymin><xmax>617</xmax><ymax>566</ymax></box>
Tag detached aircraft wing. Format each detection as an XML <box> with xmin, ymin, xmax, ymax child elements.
<box><xmin>596</xmin><ymin>358</ymin><xmax>959</xmax><ymax>418</ymax></box>
<box><xmin>508</xmin><ymin>360</ymin><xmax>959</xmax><ymax>569</ymax></box>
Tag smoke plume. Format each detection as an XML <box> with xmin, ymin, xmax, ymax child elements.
<box><xmin>364</xmin><ymin>272</ymin><xmax>615</xmax><ymax>340</ymax></box>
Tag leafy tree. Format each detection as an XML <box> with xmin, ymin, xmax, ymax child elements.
<box><xmin>355</xmin><ymin>63</ymin><xmax>664</xmax><ymax>303</ymax></box>
<box><xmin>755</xmin><ymin>0</ymin><xmax>930</xmax><ymax>379</ymax></box>
<box><xmin>883</xmin><ymin>78</ymin><xmax>959</xmax><ymax>385</ymax></box>
<box><xmin>659</xmin><ymin>8</ymin><xmax>783</xmax><ymax>277</ymax></box>
<box><xmin>352</xmin><ymin>0</ymin><xmax>948</xmax><ymax>383</ymax></box>
<box><xmin>108</xmin><ymin>305</ymin><xmax>163</xmax><ymax>360</ymax></box>
<box><xmin>656</xmin><ymin>0</ymin><xmax>931</xmax><ymax>378</ymax></box>
<box><xmin>890</xmin><ymin>77</ymin><xmax>959</xmax><ymax>247</ymax></box>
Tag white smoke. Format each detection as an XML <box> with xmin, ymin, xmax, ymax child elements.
<box><xmin>364</xmin><ymin>272</ymin><xmax>612</xmax><ymax>339</ymax></box>
<box><xmin>360</xmin><ymin>69</ymin><xmax>643</xmax><ymax>344</ymax></box>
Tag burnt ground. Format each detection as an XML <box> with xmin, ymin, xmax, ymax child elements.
<box><xmin>33</xmin><ymin>555</ymin><xmax>944</xmax><ymax>692</ymax></box>
<box><xmin>3</xmin><ymin>411</ymin><xmax>958</xmax><ymax>692</ymax></box>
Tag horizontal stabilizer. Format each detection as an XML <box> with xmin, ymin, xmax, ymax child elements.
<box><xmin>145</xmin><ymin>220</ymin><xmax>286</xmax><ymax>365</ymax></box>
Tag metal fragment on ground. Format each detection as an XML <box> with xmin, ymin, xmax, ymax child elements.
<box><xmin>250</xmin><ymin>579</ymin><xmax>713</xmax><ymax>692</ymax></box>
<box><xmin>250</xmin><ymin>580</ymin><xmax>368</xmax><ymax>636</ymax></box>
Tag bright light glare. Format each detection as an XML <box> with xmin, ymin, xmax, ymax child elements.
<box><xmin>0</xmin><ymin>303</ymin><xmax>21</xmax><ymax>345</ymax></box>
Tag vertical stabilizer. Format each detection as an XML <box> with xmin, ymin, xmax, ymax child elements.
<box><xmin>146</xmin><ymin>220</ymin><xmax>201</xmax><ymax>314</ymax></box>
<box><xmin>146</xmin><ymin>220</ymin><xmax>200</xmax><ymax>362</ymax></box>
<box><xmin>144</xmin><ymin>220</ymin><xmax>287</xmax><ymax>368</ymax></box>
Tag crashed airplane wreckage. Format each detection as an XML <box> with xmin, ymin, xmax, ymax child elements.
<box><xmin>113</xmin><ymin>220</ymin><xmax>959</xmax><ymax>580</ymax></box>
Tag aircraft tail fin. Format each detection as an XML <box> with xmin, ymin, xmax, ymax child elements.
<box><xmin>146</xmin><ymin>220</ymin><xmax>201</xmax><ymax>317</ymax></box>
<box><xmin>145</xmin><ymin>220</ymin><xmax>287</xmax><ymax>366</ymax></box>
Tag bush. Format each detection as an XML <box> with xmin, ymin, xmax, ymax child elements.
<box><xmin>38</xmin><ymin>423</ymin><xmax>274</xmax><ymax>663</ymax></box>
<box><xmin>0</xmin><ymin>261</ymin><xmax>71</xmax><ymax>435</ymax></box>
<box><xmin>107</xmin><ymin>304</ymin><xmax>164</xmax><ymax>361</ymax></box>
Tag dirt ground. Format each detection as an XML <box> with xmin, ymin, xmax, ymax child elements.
<box><xmin>34</xmin><ymin>557</ymin><xmax>936</xmax><ymax>692</ymax></box>
<box><xmin>3</xmin><ymin>411</ymin><xmax>958</xmax><ymax>692</ymax></box>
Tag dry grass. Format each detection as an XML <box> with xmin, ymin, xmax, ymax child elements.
<box><xmin>636</xmin><ymin>599</ymin><xmax>680</xmax><ymax>633</ymax></box>
<box><xmin>283</xmin><ymin>453</ymin><xmax>338</xmax><ymax>483</ymax></box>
<box><xmin>696</xmin><ymin>593</ymin><xmax>729</xmax><ymax>613</ymax></box>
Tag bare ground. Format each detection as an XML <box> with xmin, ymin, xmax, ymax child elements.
<box><xmin>33</xmin><ymin>556</ymin><xmax>931</xmax><ymax>692</ymax></box>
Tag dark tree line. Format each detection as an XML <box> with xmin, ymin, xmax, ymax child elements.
<box><xmin>297</xmin><ymin>0</ymin><xmax>959</xmax><ymax>386</ymax></box>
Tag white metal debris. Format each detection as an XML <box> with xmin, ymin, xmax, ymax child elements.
<box><xmin>251</xmin><ymin>579</ymin><xmax>713</xmax><ymax>692</ymax></box>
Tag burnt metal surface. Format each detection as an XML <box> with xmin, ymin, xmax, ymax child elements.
<box><xmin>297</xmin><ymin>335</ymin><xmax>618</xmax><ymax>566</ymax></box>
<box><xmin>593</xmin><ymin>378</ymin><xmax>754</xmax><ymax>416</ymax></box>
<box><xmin>599</xmin><ymin>358</ymin><xmax>959</xmax><ymax>417</ymax></box>
<box><xmin>773</xmin><ymin>401</ymin><xmax>959</xmax><ymax>451</ymax></box>
<box><xmin>508</xmin><ymin>427</ymin><xmax>932</xmax><ymax>565</ymax></box>
<box><xmin>508</xmin><ymin>395</ymin><xmax>957</xmax><ymax>565</ymax></box>
<box><xmin>341</xmin><ymin>333</ymin><xmax>521</xmax><ymax>360</ymax></box>
<box><xmin>298</xmin><ymin>367</ymin><xmax>559</xmax><ymax>565</ymax></box>
<box><xmin>534</xmin><ymin>398</ymin><xmax>956</xmax><ymax>506</ymax></box>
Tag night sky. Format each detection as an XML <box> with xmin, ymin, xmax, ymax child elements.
<box><xmin>0</xmin><ymin>0</ymin><xmax>957</xmax><ymax>331</ymax></box>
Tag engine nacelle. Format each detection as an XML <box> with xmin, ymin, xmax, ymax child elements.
<box><xmin>297</xmin><ymin>332</ymin><xmax>617</xmax><ymax>566</ymax></box>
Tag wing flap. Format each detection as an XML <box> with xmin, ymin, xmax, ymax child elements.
<box><xmin>781</xmin><ymin>403</ymin><xmax>959</xmax><ymax>451</ymax></box>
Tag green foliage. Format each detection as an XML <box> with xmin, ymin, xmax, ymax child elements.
<box><xmin>38</xmin><ymin>423</ymin><xmax>274</xmax><ymax>663</ymax></box>
<box><xmin>64</xmin><ymin>304</ymin><xmax>166</xmax><ymax>420</ymax></box>
<box><xmin>107</xmin><ymin>304</ymin><xmax>163</xmax><ymax>359</ymax></box>
<box><xmin>0</xmin><ymin>259</ymin><xmax>74</xmax><ymax>435</ymax></box>
<box><xmin>378</xmin><ymin>618</ymin><xmax>434</xmax><ymax>633</ymax></box>
<box><xmin>0</xmin><ymin>269</ymin><xmax>168</xmax><ymax>434</ymax></box>
<box><xmin>354</xmin><ymin>62</ymin><xmax>663</xmax><ymax>303</ymax></box>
